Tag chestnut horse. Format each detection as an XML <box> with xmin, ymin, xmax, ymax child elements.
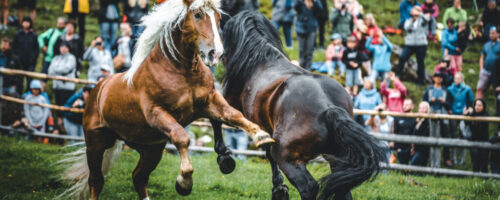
<box><xmin>211</xmin><ymin>12</ymin><xmax>385</xmax><ymax>200</ymax></box>
<box><xmin>58</xmin><ymin>1</ymin><xmax>273</xmax><ymax>199</ymax></box>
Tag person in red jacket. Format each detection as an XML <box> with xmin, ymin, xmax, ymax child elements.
<box><xmin>380</xmin><ymin>72</ymin><xmax>407</xmax><ymax>112</ymax></box>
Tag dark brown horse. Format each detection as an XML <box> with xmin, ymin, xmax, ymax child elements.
<box><xmin>211</xmin><ymin>12</ymin><xmax>385</xmax><ymax>200</ymax></box>
<box><xmin>58</xmin><ymin>1</ymin><xmax>274</xmax><ymax>199</ymax></box>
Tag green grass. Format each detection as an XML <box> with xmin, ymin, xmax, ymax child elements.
<box><xmin>1</xmin><ymin>136</ymin><xmax>499</xmax><ymax>199</ymax></box>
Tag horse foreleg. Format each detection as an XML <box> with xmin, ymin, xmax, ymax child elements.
<box><xmin>267</xmin><ymin>146</ymin><xmax>289</xmax><ymax>200</ymax></box>
<box><xmin>147</xmin><ymin>108</ymin><xmax>194</xmax><ymax>195</ymax></box>
<box><xmin>204</xmin><ymin>91</ymin><xmax>274</xmax><ymax>147</ymax></box>
<box><xmin>210</xmin><ymin>119</ymin><xmax>235</xmax><ymax>174</ymax></box>
<box><xmin>132</xmin><ymin>143</ymin><xmax>165</xmax><ymax>199</ymax></box>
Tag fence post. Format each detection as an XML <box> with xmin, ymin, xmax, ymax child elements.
<box><xmin>429</xmin><ymin>119</ymin><xmax>441</xmax><ymax>168</ymax></box>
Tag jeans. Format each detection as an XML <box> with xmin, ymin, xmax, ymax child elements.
<box><xmin>64</xmin><ymin>118</ymin><xmax>83</xmax><ymax>144</ymax></box>
<box><xmin>297</xmin><ymin>32</ymin><xmax>316</xmax><ymax>70</ymax></box>
<box><xmin>99</xmin><ymin>22</ymin><xmax>119</xmax><ymax>51</ymax></box>
<box><xmin>396</xmin><ymin>45</ymin><xmax>427</xmax><ymax>84</ymax></box>
<box><xmin>439</xmin><ymin>119</ymin><xmax>452</xmax><ymax>162</ymax></box>
<box><xmin>23</xmin><ymin>65</ymin><xmax>35</xmax><ymax>93</ymax></box>
<box><xmin>470</xmin><ymin>148</ymin><xmax>489</xmax><ymax>173</ymax></box>
<box><xmin>316</xmin><ymin>18</ymin><xmax>327</xmax><ymax>48</ymax></box>
<box><xmin>325</xmin><ymin>60</ymin><xmax>345</xmax><ymax>75</ymax></box>
<box><xmin>410</xmin><ymin>151</ymin><xmax>428</xmax><ymax>166</ymax></box>
<box><xmin>370</xmin><ymin>70</ymin><xmax>387</xmax><ymax>83</ymax></box>
<box><xmin>273</xmin><ymin>21</ymin><xmax>293</xmax><ymax>48</ymax></box>
<box><xmin>225</xmin><ymin>129</ymin><xmax>249</xmax><ymax>159</ymax></box>
<box><xmin>42</xmin><ymin>61</ymin><xmax>50</xmax><ymax>75</ymax></box>
<box><xmin>397</xmin><ymin>148</ymin><xmax>411</xmax><ymax>164</ymax></box>
<box><xmin>449</xmin><ymin>120</ymin><xmax>466</xmax><ymax>165</ymax></box>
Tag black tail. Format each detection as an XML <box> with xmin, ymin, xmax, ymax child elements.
<box><xmin>319</xmin><ymin>106</ymin><xmax>386</xmax><ymax>200</ymax></box>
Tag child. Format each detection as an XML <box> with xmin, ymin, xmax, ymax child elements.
<box><xmin>342</xmin><ymin>36</ymin><xmax>363</xmax><ymax>96</ymax></box>
<box><xmin>454</xmin><ymin>21</ymin><xmax>472</xmax><ymax>72</ymax></box>
<box><xmin>433</xmin><ymin>59</ymin><xmax>454</xmax><ymax>87</ymax></box>
<box><xmin>421</xmin><ymin>0</ymin><xmax>438</xmax><ymax>42</ymax></box>
<box><xmin>325</xmin><ymin>33</ymin><xmax>345</xmax><ymax>76</ymax></box>
<box><xmin>365</xmin><ymin>30</ymin><xmax>393</xmax><ymax>83</ymax></box>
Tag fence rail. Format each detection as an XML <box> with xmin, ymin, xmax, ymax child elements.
<box><xmin>1</xmin><ymin>125</ymin><xmax>499</xmax><ymax>179</ymax></box>
<box><xmin>0</xmin><ymin>68</ymin><xmax>96</xmax><ymax>85</ymax></box>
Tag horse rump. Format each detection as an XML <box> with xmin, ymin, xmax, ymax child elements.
<box><xmin>56</xmin><ymin>140</ymin><xmax>123</xmax><ymax>200</ymax></box>
<box><xmin>319</xmin><ymin>106</ymin><xmax>386</xmax><ymax>199</ymax></box>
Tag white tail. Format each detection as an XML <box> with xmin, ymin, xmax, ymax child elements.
<box><xmin>57</xmin><ymin>140</ymin><xmax>124</xmax><ymax>200</ymax></box>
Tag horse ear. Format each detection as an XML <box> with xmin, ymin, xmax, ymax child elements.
<box><xmin>183</xmin><ymin>0</ymin><xmax>194</xmax><ymax>7</ymax></box>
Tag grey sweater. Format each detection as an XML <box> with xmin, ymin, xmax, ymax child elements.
<box><xmin>24</xmin><ymin>94</ymin><xmax>50</xmax><ymax>132</ymax></box>
<box><xmin>403</xmin><ymin>14</ymin><xmax>429</xmax><ymax>46</ymax></box>
<box><xmin>48</xmin><ymin>53</ymin><xmax>76</xmax><ymax>90</ymax></box>
<box><xmin>83</xmin><ymin>47</ymin><xmax>114</xmax><ymax>82</ymax></box>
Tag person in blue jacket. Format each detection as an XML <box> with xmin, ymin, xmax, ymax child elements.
<box><xmin>63</xmin><ymin>85</ymin><xmax>93</xmax><ymax>143</ymax></box>
<box><xmin>399</xmin><ymin>0</ymin><xmax>420</xmax><ymax>28</ymax></box>
<box><xmin>366</xmin><ymin>33</ymin><xmax>393</xmax><ymax>83</ymax></box>
<box><xmin>447</xmin><ymin>72</ymin><xmax>473</xmax><ymax>165</ymax></box>
<box><xmin>354</xmin><ymin>78</ymin><xmax>383</xmax><ymax>130</ymax></box>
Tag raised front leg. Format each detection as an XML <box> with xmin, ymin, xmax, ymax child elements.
<box><xmin>147</xmin><ymin>107</ymin><xmax>194</xmax><ymax>195</ymax></box>
<box><xmin>205</xmin><ymin>91</ymin><xmax>274</xmax><ymax>147</ymax></box>
<box><xmin>210</xmin><ymin>119</ymin><xmax>235</xmax><ymax>174</ymax></box>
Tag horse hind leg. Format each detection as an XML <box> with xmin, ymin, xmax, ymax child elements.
<box><xmin>86</xmin><ymin>128</ymin><xmax>118</xmax><ymax>200</ymax></box>
<box><xmin>130</xmin><ymin>143</ymin><xmax>166</xmax><ymax>200</ymax></box>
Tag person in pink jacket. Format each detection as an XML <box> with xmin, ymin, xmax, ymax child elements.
<box><xmin>421</xmin><ymin>0</ymin><xmax>439</xmax><ymax>19</ymax></box>
<box><xmin>380</xmin><ymin>72</ymin><xmax>407</xmax><ymax>112</ymax></box>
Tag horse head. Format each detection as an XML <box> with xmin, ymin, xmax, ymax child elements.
<box><xmin>183</xmin><ymin>0</ymin><xmax>224</xmax><ymax>66</ymax></box>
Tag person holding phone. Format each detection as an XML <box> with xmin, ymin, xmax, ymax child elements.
<box><xmin>83</xmin><ymin>36</ymin><xmax>114</xmax><ymax>82</ymax></box>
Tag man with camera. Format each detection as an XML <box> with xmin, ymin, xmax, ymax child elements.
<box><xmin>83</xmin><ymin>36</ymin><xmax>114</xmax><ymax>82</ymax></box>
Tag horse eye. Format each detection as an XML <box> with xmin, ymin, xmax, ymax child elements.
<box><xmin>194</xmin><ymin>13</ymin><xmax>202</xmax><ymax>20</ymax></box>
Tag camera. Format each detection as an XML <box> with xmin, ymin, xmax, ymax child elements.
<box><xmin>95</xmin><ymin>42</ymin><xmax>102</xmax><ymax>46</ymax></box>
<box><xmin>378</xmin><ymin>108</ymin><xmax>384</xmax><ymax>112</ymax></box>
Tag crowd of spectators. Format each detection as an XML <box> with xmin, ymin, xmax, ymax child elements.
<box><xmin>0</xmin><ymin>0</ymin><xmax>498</xmax><ymax>171</ymax></box>
<box><xmin>272</xmin><ymin>0</ymin><xmax>500</xmax><ymax>173</ymax></box>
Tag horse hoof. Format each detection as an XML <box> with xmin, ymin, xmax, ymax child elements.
<box><xmin>175</xmin><ymin>181</ymin><xmax>192</xmax><ymax>196</ymax></box>
<box><xmin>217</xmin><ymin>154</ymin><xmax>236</xmax><ymax>174</ymax></box>
<box><xmin>254</xmin><ymin>136</ymin><xmax>275</xmax><ymax>148</ymax></box>
<box><xmin>272</xmin><ymin>185</ymin><xmax>289</xmax><ymax>200</ymax></box>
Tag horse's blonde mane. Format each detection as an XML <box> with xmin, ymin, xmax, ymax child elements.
<box><xmin>123</xmin><ymin>0</ymin><xmax>221</xmax><ymax>86</ymax></box>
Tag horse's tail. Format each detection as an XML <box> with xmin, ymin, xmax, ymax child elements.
<box><xmin>319</xmin><ymin>106</ymin><xmax>386</xmax><ymax>199</ymax></box>
<box><xmin>56</xmin><ymin>140</ymin><xmax>123</xmax><ymax>200</ymax></box>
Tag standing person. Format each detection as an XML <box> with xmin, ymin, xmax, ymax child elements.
<box><xmin>329</xmin><ymin>3</ymin><xmax>353</xmax><ymax>41</ymax></box>
<box><xmin>38</xmin><ymin>17</ymin><xmax>67</xmax><ymax>75</ymax></box>
<box><xmin>342</xmin><ymin>36</ymin><xmax>363</xmax><ymax>96</ymax></box>
<box><xmin>325</xmin><ymin>33</ymin><xmax>345</xmax><ymax>76</ymax></box>
<box><xmin>380</xmin><ymin>73</ymin><xmax>407</xmax><ymax>113</ymax></box>
<box><xmin>54</xmin><ymin>21</ymin><xmax>84</xmax><ymax>75</ymax></box>
<box><xmin>490</xmin><ymin>131</ymin><xmax>500</xmax><ymax>174</ymax></box>
<box><xmin>0</xmin><ymin>38</ymin><xmax>22</xmax><ymax>95</ymax></box>
<box><xmin>447</xmin><ymin>72</ymin><xmax>473</xmax><ymax>165</ymax></box>
<box><xmin>314</xmin><ymin>0</ymin><xmax>327</xmax><ymax>49</ymax></box>
<box><xmin>423</xmin><ymin>72</ymin><xmax>453</xmax><ymax>166</ymax></box>
<box><xmin>476</xmin><ymin>27</ymin><xmax>500</xmax><ymax>99</ymax></box>
<box><xmin>442</xmin><ymin>0</ymin><xmax>467</xmax><ymax>26</ymax></box>
<box><xmin>17</xmin><ymin>0</ymin><xmax>36</xmax><ymax>24</ymax></box>
<box><xmin>441</xmin><ymin>18</ymin><xmax>461</xmax><ymax>72</ymax></box>
<box><xmin>98</xmin><ymin>0</ymin><xmax>120</xmax><ymax>51</ymax></box>
<box><xmin>454</xmin><ymin>21</ymin><xmax>472</xmax><ymax>72</ymax></box>
<box><xmin>0</xmin><ymin>0</ymin><xmax>8</xmax><ymax>31</ymax></box>
<box><xmin>122</xmin><ymin>0</ymin><xmax>148</xmax><ymax>41</ymax></box>
<box><xmin>112</xmin><ymin>23</ymin><xmax>133</xmax><ymax>72</ymax></box>
<box><xmin>64</xmin><ymin>85</ymin><xmax>92</xmax><ymax>141</ymax></box>
<box><xmin>365</xmin><ymin>33</ymin><xmax>393</xmax><ymax>83</ymax></box>
<box><xmin>48</xmin><ymin>42</ymin><xmax>76</xmax><ymax>107</ymax></box>
<box><xmin>272</xmin><ymin>0</ymin><xmax>295</xmax><ymax>49</ymax></box>
<box><xmin>399</xmin><ymin>0</ymin><xmax>420</xmax><ymax>29</ymax></box>
<box><xmin>83</xmin><ymin>36</ymin><xmax>114</xmax><ymax>82</ymax></box>
<box><xmin>12</xmin><ymin>17</ymin><xmax>39</xmax><ymax>93</ymax></box>
<box><xmin>354</xmin><ymin>78</ymin><xmax>383</xmax><ymax>130</ymax></box>
<box><xmin>365</xmin><ymin>104</ymin><xmax>394</xmax><ymax>162</ymax></box>
<box><xmin>410</xmin><ymin>101</ymin><xmax>430</xmax><ymax>166</ymax></box>
<box><xmin>393</xmin><ymin>99</ymin><xmax>416</xmax><ymax>164</ymax></box>
<box><xmin>462</xmin><ymin>99</ymin><xmax>489</xmax><ymax>173</ymax></box>
<box><xmin>396</xmin><ymin>6</ymin><xmax>429</xmax><ymax>85</ymax></box>
<box><xmin>63</xmin><ymin>0</ymin><xmax>89</xmax><ymax>42</ymax></box>
<box><xmin>421</xmin><ymin>0</ymin><xmax>438</xmax><ymax>42</ymax></box>
<box><xmin>295</xmin><ymin>0</ymin><xmax>322</xmax><ymax>70</ymax></box>
<box><xmin>479</xmin><ymin>0</ymin><xmax>500</xmax><ymax>41</ymax></box>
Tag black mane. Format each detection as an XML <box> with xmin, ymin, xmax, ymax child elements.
<box><xmin>222</xmin><ymin>11</ymin><xmax>292</xmax><ymax>95</ymax></box>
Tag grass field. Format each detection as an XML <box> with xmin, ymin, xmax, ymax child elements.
<box><xmin>1</xmin><ymin>136</ymin><xmax>499</xmax><ymax>200</ymax></box>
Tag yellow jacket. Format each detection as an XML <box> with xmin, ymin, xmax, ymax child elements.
<box><xmin>63</xmin><ymin>0</ymin><xmax>90</xmax><ymax>14</ymax></box>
